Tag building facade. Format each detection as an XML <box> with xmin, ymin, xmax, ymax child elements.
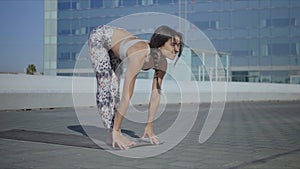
<box><xmin>44</xmin><ymin>0</ymin><xmax>300</xmax><ymax>83</ymax></box>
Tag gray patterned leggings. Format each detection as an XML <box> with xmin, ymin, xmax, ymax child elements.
<box><xmin>88</xmin><ymin>25</ymin><xmax>122</xmax><ymax>129</ymax></box>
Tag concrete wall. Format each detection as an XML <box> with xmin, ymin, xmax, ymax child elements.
<box><xmin>1</xmin><ymin>74</ymin><xmax>300</xmax><ymax>110</ymax></box>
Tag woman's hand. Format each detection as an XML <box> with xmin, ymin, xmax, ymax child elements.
<box><xmin>142</xmin><ymin>123</ymin><xmax>159</xmax><ymax>144</ymax></box>
<box><xmin>112</xmin><ymin>129</ymin><xmax>136</xmax><ymax>150</ymax></box>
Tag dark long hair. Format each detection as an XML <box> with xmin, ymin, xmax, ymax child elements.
<box><xmin>149</xmin><ymin>25</ymin><xmax>183</xmax><ymax>66</ymax></box>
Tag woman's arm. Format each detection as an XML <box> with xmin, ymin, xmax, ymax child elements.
<box><xmin>111</xmin><ymin>49</ymin><xmax>146</xmax><ymax>149</ymax></box>
<box><xmin>111</xmin><ymin>42</ymin><xmax>149</xmax><ymax>149</ymax></box>
<box><xmin>113</xmin><ymin>49</ymin><xmax>146</xmax><ymax>132</ymax></box>
<box><xmin>142</xmin><ymin>69</ymin><xmax>165</xmax><ymax>144</ymax></box>
<box><xmin>148</xmin><ymin>69</ymin><xmax>165</xmax><ymax>124</ymax></box>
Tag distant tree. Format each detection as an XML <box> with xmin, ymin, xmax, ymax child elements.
<box><xmin>26</xmin><ymin>64</ymin><xmax>37</xmax><ymax>75</ymax></box>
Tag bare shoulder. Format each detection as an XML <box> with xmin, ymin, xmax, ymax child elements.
<box><xmin>128</xmin><ymin>41</ymin><xmax>149</xmax><ymax>57</ymax></box>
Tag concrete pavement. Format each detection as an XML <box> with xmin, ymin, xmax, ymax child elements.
<box><xmin>0</xmin><ymin>101</ymin><xmax>299</xmax><ymax>169</ymax></box>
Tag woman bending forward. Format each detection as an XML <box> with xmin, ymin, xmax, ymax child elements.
<box><xmin>88</xmin><ymin>25</ymin><xmax>183</xmax><ymax>150</ymax></box>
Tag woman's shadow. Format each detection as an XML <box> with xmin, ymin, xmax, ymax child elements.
<box><xmin>67</xmin><ymin>125</ymin><xmax>140</xmax><ymax>143</ymax></box>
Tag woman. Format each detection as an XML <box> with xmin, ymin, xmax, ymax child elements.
<box><xmin>88</xmin><ymin>25</ymin><xmax>183</xmax><ymax>150</ymax></box>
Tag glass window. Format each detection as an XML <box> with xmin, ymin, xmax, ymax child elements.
<box><xmin>271</xmin><ymin>27</ymin><xmax>290</xmax><ymax>38</ymax></box>
<box><xmin>272</xmin><ymin>55</ymin><xmax>290</xmax><ymax>66</ymax></box>
<box><xmin>58</xmin><ymin>2</ymin><xmax>71</xmax><ymax>10</ymax></box>
<box><xmin>221</xmin><ymin>1</ymin><xmax>231</xmax><ymax>10</ymax></box>
<box><xmin>71</xmin><ymin>19</ymin><xmax>80</xmax><ymax>35</ymax></box>
<box><xmin>231</xmin><ymin>0</ymin><xmax>248</xmax><ymax>10</ymax></box>
<box><xmin>194</xmin><ymin>21</ymin><xmax>209</xmax><ymax>30</ymax></box>
<box><xmin>260</xmin><ymin>28</ymin><xmax>271</xmax><ymax>37</ymax></box>
<box><xmin>211</xmin><ymin>21</ymin><xmax>219</xmax><ymax>30</ymax></box>
<box><xmin>60</xmin><ymin>52</ymin><xmax>70</xmax><ymax>60</ymax></box>
<box><xmin>157</xmin><ymin>0</ymin><xmax>175</xmax><ymax>5</ymax></box>
<box><xmin>260</xmin><ymin>55</ymin><xmax>271</xmax><ymax>66</ymax></box>
<box><xmin>248</xmin><ymin>28</ymin><xmax>259</xmax><ymax>38</ymax></box>
<box><xmin>71</xmin><ymin>2</ymin><xmax>77</xmax><ymax>9</ymax></box>
<box><xmin>91</xmin><ymin>0</ymin><xmax>103</xmax><ymax>8</ymax></box>
<box><xmin>212</xmin><ymin>40</ymin><xmax>221</xmax><ymax>51</ymax></box>
<box><xmin>89</xmin><ymin>18</ymin><xmax>102</xmax><ymax>30</ymax></box>
<box><xmin>196</xmin><ymin>2</ymin><xmax>212</xmax><ymax>11</ymax></box>
<box><xmin>58</xmin><ymin>19</ymin><xmax>71</xmax><ymax>35</ymax></box>
<box><xmin>291</xmin><ymin>0</ymin><xmax>300</xmax><ymax>7</ymax></box>
<box><xmin>231</xmin><ymin>39</ymin><xmax>248</xmax><ymax>51</ymax></box>
<box><xmin>219</xmin><ymin>11</ymin><xmax>230</xmax><ymax>29</ymax></box>
<box><xmin>104</xmin><ymin>0</ymin><xmax>120</xmax><ymax>8</ymax></box>
<box><xmin>248</xmin><ymin>71</ymin><xmax>260</xmax><ymax>82</ymax></box>
<box><xmin>247</xmin><ymin>10</ymin><xmax>259</xmax><ymax>28</ymax></box>
<box><xmin>207</xmin><ymin>30</ymin><xmax>220</xmax><ymax>39</ymax></box>
<box><xmin>231</xmin><ymin>10</ymin><xmax>249</xmax><ymax>28</ymax></box>
<box><xmin>291</xmin><ymin>56</ymin><xmax>300</xmax><ymax>66</ymax></box>
<box><xmin>71</xmin><ymin>44</ymin><xmax>83</xmax><ymax>61</ymax></box>
<box><xmin>232</xmin><ymin>71</ymin><xmax>249</xmax><ymax>82</ymax></box>
<box><xmin>122</xmin><ymin>0</ymin><xmax>137</xmax><ymax>6</ymax></box>
<box><xmin>267</xmin><ymin>43</ymin><xmax>292</xmax><ymax>55</ymax></box>
<box><xmin>219</xmin><ymin>53</ymin><xmax>229</xmax><ymax>68</ymax></box>
<box><xmin>291</xmin><ymin>18</ymin><xmax>296</xmax><ymax>26</ymax></box>
<box><xmin>218</xmin><ymin>39</ymin><xmax>231</xmax><ymax>52</ymax></box>
<box><xmin>290</xmin><ymin>75</ymin><xmax>300</xmax><ymax>84</ymax></box>
<box><xmin>231</xmin><ymin>50</ymin><xmax>253</xmax><ymax>57</ymax></box>
<box><xmin>259</xmin><ymin>0</ymin><xmax>270</xmax><ymax>9</ymax></box>
<box><xmin>221</xmin><ymin>30</ymin><xmax>231</xmax><ymax>40</ymax></box>
<box><xmin>233</xmin><ymin>29</ymin><xmax>248</xmax><ymax>38</ymax></box>
<box><xmin>194</xmin><ymin>21</ymin><xmax>218</xmax><ymax>30</ymax></box>
<box><xmin>57</xmin><ymin>73</ymin><xmax>74</xmax><ymax>76</ymax></box>
<box><xmin>139</xmin><ymin>0</ymin><xmax>154</xmax><ymax>6</ymax></box>
<box><xmin>59</xmin><ymin>29</ymin><xmax>71</xmax><ymax>35</ymax></box>
<box><xmin>249</xmin><ymin>0</ymin><xmax>259</xmax><ymax>9</ymax></box>
<box><xmin>71</xmin><ymin>52</ymin><xmax>77</xmax><ymax>60</ymax></box>
<box><xmin>231</xmin><ymin>55</ymin><xmax>248</xmax><ymax>66</ymax></box>
<box><xmin>57</xmin><ymin>60</ymin><xmax>75</xmax><ymax>69</ymax></box>
<box><xmin>89</xmin><ymin>26</ymin><xmax>97</xmax><ymax>32</ymax></box>
<box><xmin>290</xmin><ymin>43</ymin><xmax>297</xmax><ymax>55</ymax></box>
<box><xmin>269</xmin><ymin>42</ymin><xmax>291</xmax><ymax>66</ymax></box>
<box><xmin>260</xmin><ymin>10</ymin><xmax>271</xmax><ymax>26</ymax></box>
<box><xmin>248</xmin><ymin>39</ymin><xmax>259</xmax><ymax>66</ymax></box>
<box><xmin>266</xmin><ymin>18</ymin><xmax>290</xmax><ymax>27</ymax></box>
<box><xmin>212</xmin><ymin>1</ymin><xmax>223</xmax><ymax>11</ymax></box>
<box><xmin>249</xmin><ymin>55</ymin><xmax>259</xmax><ymax>67</ymax></box>
<box><xmin>79</xmin><ymin>0</ymin><xmax>89</xmax><ymax>9</ymax></box>
<box><xmin>271</xmin><ymin>0</ymin><xmax>289</xmax><ymax>8</ymax></box>
<box><xmin>271</xmin><ymin>8</ymin><xmax>289</xmax><ymax>18</ymax></box>
<box><xmin>271</xmin><ymin>71</ymin><xmax>289</xmax><ymax>83</ymax></box>
<box><xmin>58</xmin><ymin>44</ymin><xmax>71</xmax><ymax>60</ymax></box>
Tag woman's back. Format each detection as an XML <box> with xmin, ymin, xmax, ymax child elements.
<box><xmin>111</xmin><ymin>27</ymin><xmax>149</xmax><ymax>60</ymax></box>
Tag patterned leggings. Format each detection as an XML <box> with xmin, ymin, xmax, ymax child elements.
<box><xmin>88</xmin><ymin>25</ymin><xmax>122</xmax><ymax>129</ymax></box>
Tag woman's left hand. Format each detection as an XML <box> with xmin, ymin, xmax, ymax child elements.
<box><xmin>142</xmin><ymin>123</ymin><xmax>159</xmax><ymax>144</ymax></box>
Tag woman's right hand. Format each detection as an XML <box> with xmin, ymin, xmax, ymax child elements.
<box><xmin>112</xmin><ymin>129</ymin><xmax>136</xmax><ymax>150</ymax></box>
<box><xmin>142</xmin><ymin>123</ymin><xmax>159</xmax><ymax>145</ymax></box>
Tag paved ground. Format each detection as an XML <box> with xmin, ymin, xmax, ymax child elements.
<box><xmin>0</xmin><ymin>101</ymin><xmax>299</xmax><ymax>169</ymax></box>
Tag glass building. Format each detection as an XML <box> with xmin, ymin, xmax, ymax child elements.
<box><xmin>44</xmin><ymin>0</ymin><xmax>300</xmax><ymax>84</ymax></box>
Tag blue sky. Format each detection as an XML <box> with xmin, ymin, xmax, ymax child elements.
<box><xmin>0</xmin><ymin>0</ymin><xmax>43</xmax><ymax>73</ymax></box>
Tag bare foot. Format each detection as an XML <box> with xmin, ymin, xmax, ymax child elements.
<box><xmin>112</xmin><ymin>129</ymin><xmax>136</xmax><ymax>150</ymax></box>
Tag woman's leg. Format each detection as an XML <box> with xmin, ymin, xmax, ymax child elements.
<box><xmin>108</xmin><ymin>50</ymin><xmax>122</xmax><ymax>127</ymax></box>
<box><xmin>89</xmin><ymin>26</ymin><xmax>135</xmax><ymax>149</ymax></box>
<box><xmin>88</xmin><ymin>26</ymin><xmax>115</xmax><ymax>129</ymax></box>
